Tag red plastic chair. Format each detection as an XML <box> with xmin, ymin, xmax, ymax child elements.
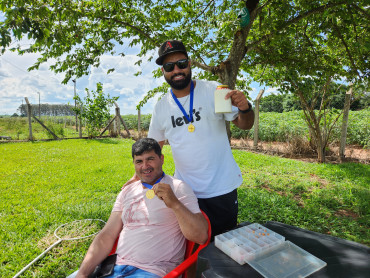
<box><xmin>108</xmin><ymin>210</ymin><xmax>211</xmax><ymax>278</ymax></box>
<box><xmin>163</xmin><ymin>210</ymin><xmax>211</xmax><ymax>278</ymax></box>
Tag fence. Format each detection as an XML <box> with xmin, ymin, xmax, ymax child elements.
<box><xmin>19</xmin><ymin>98</ymin><xmax>131</xmax><ymax>141</ymax></box>
<box><xmin>0</xmin><ymin>93</ymin><xmax>355</xmax><ymax>161</ymax></box>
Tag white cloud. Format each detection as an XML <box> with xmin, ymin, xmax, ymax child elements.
<box><xmin>265</xmin><ymin>87</ymin><xmax>279</xmax><ymax>95</ymax></box>
<box><xmin>0</xmin><ymin>39</ymin><xmax>267</xmax><ymax>116</ymax></box>
<box><xmin>0</xmin><ymin>47</ymin><xmax>162</xmax><ymax>115</ymax></box>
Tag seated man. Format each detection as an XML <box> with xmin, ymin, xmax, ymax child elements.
<box><xmin>69</xmin><ymin>138</ymin><xmax>208</xmax><ymax>278</ymax></box>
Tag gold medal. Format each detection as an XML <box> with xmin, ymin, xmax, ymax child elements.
<box><xmin>188</xmin><ymin>124</ymin><xmax>195</xmax><ymax>133</ymax></box>
<box><xmin>146</xmin><ymin>189</ymin><xmax>155</xmax><ymax>199</ymax></box>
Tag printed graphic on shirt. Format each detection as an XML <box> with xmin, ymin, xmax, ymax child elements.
<box><xmin>123</xmin><ymin>197</ymin><xmax>149</xmax><ymax>228</ymax></box>
<box><xmin>171</xmin><ymin>108</ymin><xmax>202</xmax><ymax>128</ymax></box>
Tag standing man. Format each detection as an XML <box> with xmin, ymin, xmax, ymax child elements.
<box><xmin>148</xmin><ymin>40</ymin><xmax>254</xmax><ymax>237</ymax></box>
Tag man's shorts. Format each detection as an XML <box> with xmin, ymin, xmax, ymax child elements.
<box><xmin>198</xmin><ymin>189</ymin><xmax>238</xmax><ymax>240</ymax></box>
<box><xmin>67</xmin><ymin>265</ymin><xmax>161</xmax><ymax>278</ymax></box>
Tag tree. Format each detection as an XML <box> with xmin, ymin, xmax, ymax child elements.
<box><xmin>259</xmin><ymin>94</ymin><xmax>284</xmax><ymax>113</ymax></box>
<box><xmin>1</xmin><ymin>0</ymin><xmax>368</xmax><ymax>161</ymax></box>
<box><xmin>283</xmin><ymin>94</ymin><xmax>302</xmax><ymax>112</ymax></box>
<box><xmin>73</xmin><ymin>82</ymin><xmax>118</xmax><ymax>138</ymax></box>
<box><xmin>245</xmin><ymin>3</ymin><xmax>368</xmax><ymax>162</ymax></box>
<box><xmin>17</xmin><ymin>104</ymin><xmax>75</xmax><ymax>116</ymax></box>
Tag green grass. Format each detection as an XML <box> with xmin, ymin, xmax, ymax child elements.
<box><xmin>235</xmin><ymin>151</ymin><xmax>369</xmax><ymax>244</ymax></box>
<box><xmin>0</xmin><ymin>139</ymin><xmax>369</xmax><ymax>277</ymax></box>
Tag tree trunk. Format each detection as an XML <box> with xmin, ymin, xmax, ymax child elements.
<box><xmin>316</xmin><ymin>137</ymin><xmax>326</xmax><ymax>163</ymax></box>
<box><xmin>310</xmin><ymin>124</ymin><xmax>325</xmax><ymax>163</ymax></box>
<box><xmin>209</xmin><ymin>3</ymin><xmax>260</xmax><ymax>143</ymax></box>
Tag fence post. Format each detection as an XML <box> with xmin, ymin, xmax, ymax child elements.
<box><xmin>78</xmin><ymin>102</ymin><xmax>83</xmax><ymax>138</ymax></box>
<box><xmin>32</xmin><ymin>116</ymin><xmax>59</xmax><ymax>140</ymax></box>
<box><xmin>138</xmin><ymin>108</ymin><xmax>141</xmax><ymax>138</ymax></box>
<box><xmin>253</xmin><ymin>89</ymin><xmax>265</xmax><ymax>149</ymax></box>
<box><xmin>114</xmin><ymin>102</ymin><xmax>131</xmax><ymax>137</ymax></box>
<box><xmin>115</xmin><ymin>106</ymin><xmax>121</xmax><ymax>137</ymax></box>
<box><xmin>73</xmin><ymin>79</ymin><xmax>78</xmax><ymax>132</ymax></box>
<box><xmin>79</xmin><ymin>116</ymin><xmax>82</xmax><ymax>138</ymax></box>
<box><xmin>339</xmin><ymin>86</ymin><xmax>352</xmax><ymax>161</ymax></box>
<box><xmin>25</xmin><ymin>97</ymin><xmax>33</xmax><ymax>141</ymax></box>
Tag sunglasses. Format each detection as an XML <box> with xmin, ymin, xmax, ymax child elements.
<box><xmin>163</xmin><ymin>59</ymin><xmax>189</xmax><ymax>72</ymax></box>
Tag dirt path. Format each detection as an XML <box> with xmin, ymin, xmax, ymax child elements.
<box><xmin>230</xmin><ymin>138</ymin><xmax>369</xmax><ymax>164</ymax></box>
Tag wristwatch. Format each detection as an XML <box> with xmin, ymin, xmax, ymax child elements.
<box><xmin>238</xmin><ymin>101</ymin><xmax>253</xmax><ymax>114</ymax></box>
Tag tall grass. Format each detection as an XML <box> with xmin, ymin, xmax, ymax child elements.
<box><xmin>231</xmin><ymin>108</ymin><xmax>370</xmax><ymax>148</ymax></box>
<box><xmin>0</xmin><ymin>139</ymin><xmax>368</xmax><ymax>277</ymax></box>
<box><xmin>0</xmin><ymin>116</ymin><xmax>84</xmax><ymax>140</ymax></box>
<box><xmin>1</xmin><ymin>109</ymin><xmax>368</xmax><ymax>147</ymax></box>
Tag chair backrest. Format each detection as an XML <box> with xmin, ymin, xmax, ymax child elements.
<box><xmin>108</xmin><ymin>210</ymin><xmax>211</xmax><ymax>278</ymax></box>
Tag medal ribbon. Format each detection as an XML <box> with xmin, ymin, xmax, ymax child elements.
<box><xmin>142</xmin><ymin>172</ymin><xmax>165</xmax><ymax>189</ymax></box>
<box><xmin>170</xmin><ymin>80</ymin><xmax>194</xmax><ymax>123</ymax></box>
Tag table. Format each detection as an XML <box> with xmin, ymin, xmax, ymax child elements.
<box><xmin>196</xmin><ymin>221</ymin><xmax>370</xmax><ymax>278</ymax></box>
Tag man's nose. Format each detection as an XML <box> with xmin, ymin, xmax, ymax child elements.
<box><xmin>173</xmin><ymin>64</ymin><xmax>183</xmax><ymax>73</ymax></box>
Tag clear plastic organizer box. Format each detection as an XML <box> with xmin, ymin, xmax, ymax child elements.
<box><xmin>215</xmin><ymin>223</ymin><xmax>327</xmax><ymax>278</ymax></box>
<box><xmin>215</xmin><ymin>223</ymin><xmax>285</xmax><ymax>265</ymax></box>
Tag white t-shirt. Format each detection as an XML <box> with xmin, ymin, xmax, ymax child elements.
<box><xmin>112</xmin><ymin>175</ymin><xmax>200</xmax><ymax>277</ymax></box>
<box><xmin>148</xmin><ymin>80</ymin><xmax>243</xmax><ymax>198</ymax></box>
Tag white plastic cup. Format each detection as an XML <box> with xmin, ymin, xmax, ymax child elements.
<box><xmin>214</xmin><ymin>85</ymin><xmax>232</xmax><ymax>113</ymax></box>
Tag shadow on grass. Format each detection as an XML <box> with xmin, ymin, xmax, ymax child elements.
<box><xmin>89</xmin><ymin>138</ymin><xmax>125</xmax><ymax>144</ymax></box>
<box><xmin>335</xmin><ymin>162</ymin><xmax>370</xmax><ymax>185</ymax></box>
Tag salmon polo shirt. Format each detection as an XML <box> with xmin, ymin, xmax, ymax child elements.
<box><xmin>112</xmin><ymin>174</ymin><xmax>201</xmax><ymax>277</ymax></box>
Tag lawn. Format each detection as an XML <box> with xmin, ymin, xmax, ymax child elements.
<box><xmin>0</xmin><ymin>139</ymin><xmax>368</xmax><ymax>277</ymax></box>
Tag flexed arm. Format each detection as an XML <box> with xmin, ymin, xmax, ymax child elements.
<box><xmin>153</xmin><ymin>183</ymin><xmax>208</xmax><ymax>245</ymax></box>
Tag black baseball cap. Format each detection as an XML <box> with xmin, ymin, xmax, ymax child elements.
<box><xmin>156</xmin><ymin>40</ymin><xmax>188</xmax><ymax>65</ymax></box>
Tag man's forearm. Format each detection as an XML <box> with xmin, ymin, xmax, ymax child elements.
<box><xmin>76</xmin><ymin>212</ymin><xmax>123</xmax><ymax>278</ymax></box>
<box><xmin>171</xmin><ymin>203</ymin><xmax>208</xmax><ymax>244</ymax></box>
<box><xmin>75</xmin><ymin>233</ymin><xmax>114</xmax><ymax>277</ymax></box>
<box><xmin>233</xmin><ymin>109</ymin><xmax>255</xmax><ymax>130</ymax></box>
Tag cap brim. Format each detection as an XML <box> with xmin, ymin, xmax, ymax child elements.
<box><xmin>156</xmin><ymin>50</ymin><xmax>188</xmax><ymax>65</ymax></box>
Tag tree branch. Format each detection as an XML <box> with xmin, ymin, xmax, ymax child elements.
<box><xmin>244</xmin><ymin>1</ymin><xmax>349</xmax><ymax>55</ymax></box>
<box><xmin>317</xmin><ymin>77</ymin><xmax>332</xmax><ymax>124</ymax></box>
<box><xmin>318</xmin><ymin>77</ymin><xmax>332</xmax><ymax>114</ymax></box>
<box><xmin>188</xmin><ymin>0</ymin><xmax>215</xmax><ymax>27</ymax></box>
<box><xmin>290</xmin><ymin>80</ymin><xmax>318</xmax><ymax>133</ymax></box>
<box><xmin>98</xmin><ymin>16</ymin><xmax>159</xmax><ymax>46</ymax></box>
<box><xmin>332</xmin><ymin>19</ymin><xmax>360</xmax><ymax>77</ymax></box>
<box><xmin>351</xmin><ymin>4</ymin><xmax>370</xmax><ymax>20</ymax></box>
<box><xmin>303</xmin><ymin>23</ymin><xmax>317</xmax><ymax>57</ymax></box>
<box><xmin>255</xmin><ymin>0</ymin><xmax>273</xmax><ymax>14</ymax></box>
<box><xmin>191</xmin><ymin>60</ymin><xmax>216</xmax><ymax>73</ymax></box>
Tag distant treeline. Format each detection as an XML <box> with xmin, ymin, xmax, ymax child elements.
<box><xmin>257</xmin><ymin>92</ymin><xmax>369</xmax><ymax>113</ymax></box>
<box><xmin>17</xmin><ymin>104</ymin><xmax>75</xmax><ymax>117</ymax></box>
<box><xmin>12</xmin><ymin>90</ymin><xmax>369</xmax><ymax>117</ymax></box>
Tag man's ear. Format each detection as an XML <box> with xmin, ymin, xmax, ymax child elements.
<box><xmin>161</xmin><ymin>67</ymin><xmax>164</xmax><ymax>74</ymax></box>
<box><xmin>161</xmin><ymin>154</ymin><xmax>164</xmax><ymax>165</ymax></box>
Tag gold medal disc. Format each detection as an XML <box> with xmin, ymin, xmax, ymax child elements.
<box><xmin>146</xmin><ymin>189</ymin><xmax>155</xmax><ymax>199</ymax></box>
<box><xmin>188</xmin><ymin>124</ymin><xmax>195</xmax><ymax>133</ymax></box>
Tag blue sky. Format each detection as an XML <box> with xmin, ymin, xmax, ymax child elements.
<box><xmin>0</xmin><ymin>39</ymin><xmax>164</xmax><ymax>115</ymax></box>
<box><xmin>0</xmin><ymin>37</ymin><xmax>276</xmax><ymax>116</ymax></box>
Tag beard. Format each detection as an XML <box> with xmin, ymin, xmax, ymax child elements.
<box><xmin>165</xmin><ymin>70</ymin><xmax>192</xmax><ymax>90</ymax></box>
